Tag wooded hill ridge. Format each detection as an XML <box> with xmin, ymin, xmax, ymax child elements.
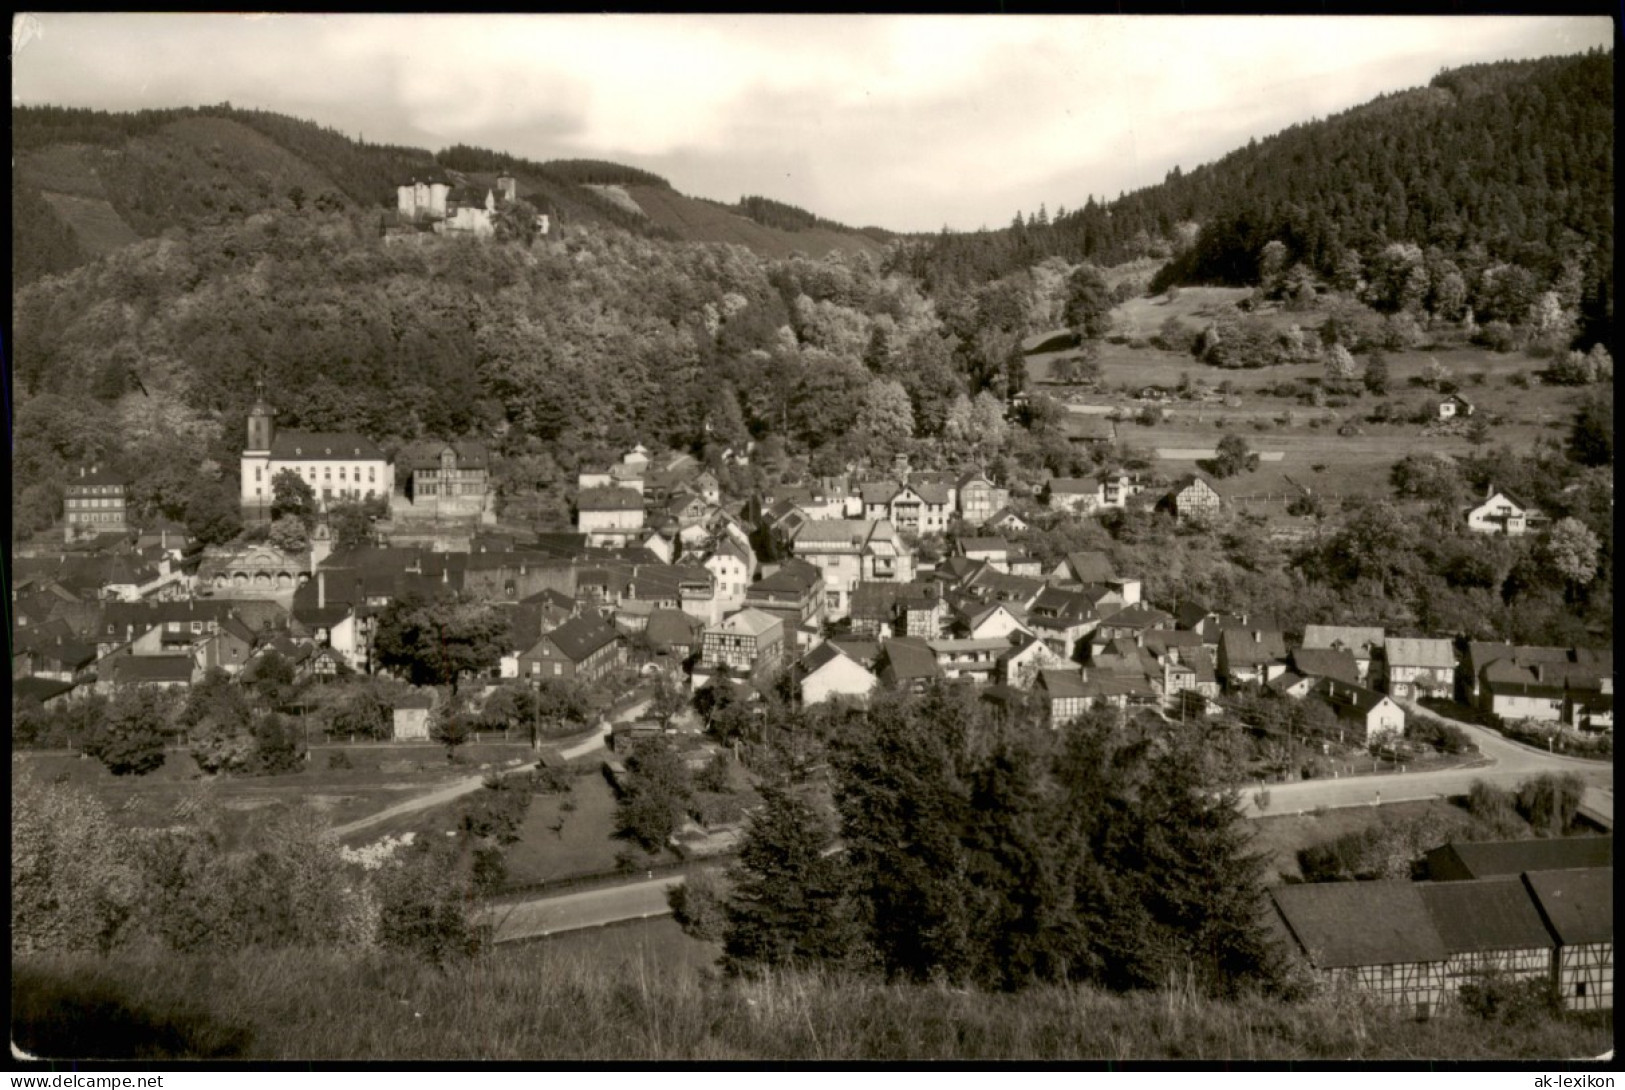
<box><xmin>12</xmin><ymin>103</ymin><xmax>887</xmax><ymax>285</ymax></box>
<box><xmin>893</xmin><ymin>50</ymin><xmax>1613</xmax><ymax>333</ymax></box>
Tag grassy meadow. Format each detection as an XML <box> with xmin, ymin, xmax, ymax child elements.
<box><xmin>13</xmin><ymin>941</ymin><xmax>1611</xmax><ymax>1061</ymax></box>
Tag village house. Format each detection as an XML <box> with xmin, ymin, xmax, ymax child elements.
<box><xmin>984</xmin><ymin>506</ymin><xmax>1029</xmax><ymax>534</ymax></box>
<box><xmin>639</xmin><ymin>608</ymin><xmax>705</xmax><ymax>670</ymax></box>
<box><xmin>64</xmin><ymin>466</ymin><xmax>130</xmax><ymax>543</ymax></box>
<box><xmin>703</xmin><ymin>538</ymin><xmax>756</xmax><ymax>616</ymax></box>
<box><xmin>1217</xmin><ymin>626</ymin><xmax>1290</xmax><ymax>689</ymax></box>
<box><xmin>1437</xmin><ymin>393</ymin><xmax>1475</xmax><ymax>420</ymax></box>
<box><xmin>794</xmin><ymin>641</ymin><xmax>879</xmax><ymax>707</ymax></box>
<box><xmin>1000</xmin><ymin>632</ymin><xmax>1062</xmax><ymax>689</ymax></box>
<box><xmin>956</xmin><ymin>536</ymin><xmax>1010</xmax><ymax>569</ymax></box>
<box><xmin>1418</xmin><ymin>876</ymin><xmax>1557</xmax><ymax>999</ymax></box>
<box><xmin>1384</xmin><ymin>637</ymin><xmax>1457</xmax><ymax>700</ymax></box>
<box><xmin>575</xmin><ymin>487</ymin><xmax>647</xmax><ymax>548</ymax></box>
<box><xmin>789</xmin><ymin>519</ymin><xmax>913</xmax><ymax>621</ymax></box>
<box><xmin>955</xmin><ymin>470</ymin><xmax>1008</xmax><ymax>527</ymax></box>
<box><xmin>877</xmin><ymin>637</ymin><xmax>943</xmax><ymax>693</ymax></box>
<box><xmin>1320</xmin><ymin>677</ymin><xmax>1407</xmax><ymax>746</ymax></box>
<box><xmin>1049</xmin><ymin>550</ymin><xmax>1117</xmax><ymax>587</ymax></box>
<box><xmin>861</xmin><ymin>480</ymin><xmax>953</xmax><ymax>536</ymax></box>
<box><xmin>196</xmin><ymin>542</ymin><xmax>311</xmax><ymax>598</ymax></box>
<box><xmin>239</xmin><ymin>382</ymin><xmax>393</xmax><ymax>520</ymax></box>
<box><xmin>1466</xmin><ymin>486</ymin><xmax>1545</xmax><ymax>536</ymax></box>
<box><xmin>396</xmin><ymin>440</ymin><xmax>491</xmax><ymax>510</ymax></box>
<box><xmin>959</xmin><ymin>601</ymin><xmax>1033</xmax><ymax>643</ymax></box>
<box><xmin>518</xmin><ymin>614</ymin><xmax>625</xmax><ymax>684</ymax></box>
<box><xmin>698</xmin><ymin>608</ymin><xmax>786</xmax><ymax>679</ymax></box>
<box><xmin>1290</xmin><ymin>647</ymin><xmax>1362</xmax><ymax>687</ymax></box>
<box><xmin>925</xmin><ymin>638</ymin><xmax>1010</xmax><ymax>684</ymax></box>
<box><xmin>743</xmin><ymin>560</ymin><xmax>825</xmax><ymax>632</ymax></box>
<box><xmin>1302</xmin><ymin>624</ymin><xmax>1387</xmax><ymax>685</ymax></box>
<box><xmin>1025</xmin><ymin>586</ymin><xmax>1102</xmax><ymax>661</ymax></box>
<box><xmin>104</xmin><ymin>654</ymin><xmax>196</xmax><ymax>693</ymax></box>
<box><xmin>1092</xmin><ymin>603</ymin><xmax>1175</xmax><ymax>651</ymax></box>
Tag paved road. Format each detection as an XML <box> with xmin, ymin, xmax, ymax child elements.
<box><xmin>330</xmin><ymin>697</ymin><xmax>649</xmax><ymax>839</ymax></box>
<box><xmin>478</xmin><ymin>872</ymin><xmax>687</xmax><ymax>942</ymax></box>
<box><xmin>1237</xmin><ymin>701</ymin><xmax>1613</xmax><ymax>818</ymax></box>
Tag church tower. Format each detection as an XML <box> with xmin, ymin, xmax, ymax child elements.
<box><xmin>247</xmin><ymin>378</ymin><xmax>274</xmax><ymax>454</ymax></box>
<box><xmin>241</xmin><ymin>378</ymin><xmax>276</xmax><ymax>522</ymax></box>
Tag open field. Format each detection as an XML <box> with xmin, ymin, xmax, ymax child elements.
<box><xmin>536</xmin><ymin>914</ymin><xmax>721</xmax><ymax>972</ymax></box>
<box><xmin>38</xmin><ymin>192</ymin><xmax>141</xmax><ymax>257</ymax></box>
<box><xmin>501</xmin><ymin>769</ymin><xmax>628</xmax><ymax>887</ymax></box>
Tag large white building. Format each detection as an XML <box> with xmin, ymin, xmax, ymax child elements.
<box><xmin>240</xmin><ymin>383</ymin><xmax>393</xmax><ymax>521</ymax></box>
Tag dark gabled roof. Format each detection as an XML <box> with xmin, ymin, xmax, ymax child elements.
<box><xmin>1271</xmin><ymin>881</ymin><xmax>1448</xmax><ymax>969</ymax></box>
<box><xmin>750</xmin><ymin>561</ymin><xmax>822</xmax><ymax>597</ymax></box>
<box><xmin>14</xmin><ymin>677</ymin><xmax>75</xmax><ymax>704</ymax></box>
<box><xmin>910</xmin><ymin>481</ymin><xmax>952</xmax><ymax>506</ymax></box>
<box><xmin>576</xmin><ymin>486</ymin><xmax>645</xmax><ymax>512</ymax></box>
<box><xmin>541</xmin><ymin>615</ymin><xmax>623</xmax><ymax>663</ymax></box>
<box><xmin>1028</xmin><ymin>586</ymin><xmax>1099</xmax><ymax>624</ymax></box>
<box><xmin>829</xmin><ymin>639</ymin><xmax>882</xmax><ymax>667</ymax></box>
<box><xmin>1291</xmin><ymin>647</ymin><xmax>1360</xmax><ymax>685</ymax></box>
<box><xmin>1143</xmin><ymin>629</ymin><xmax>1204</xmax><ymax>658</ymax></box>
<box><xmin>1427</xmin><ymin>837</ymin><xmax>1613</xmax><ymax>881</ymax></box>
<box><xmin>1039</xmin><ymin>668</ymin><xmax>1089</xmax><ymax>699</ymax></box>
<box><xmin>1523</xmin><ymin>868</ymin><xmax>1613</xmax><ymax>946</ymax></box>
<box><xmin>958</xmin><ymin>537</ymin><xmax>1010</xmax><ymax>554</ymax></box>
<box><xmin>1099</xmin><ymin>604</ymin><xmax>1174</xmax><ymax>631</ymax></box>
<box><xmin>798</xmin><ymin>640</ymin><xmax>853</xmax><ymax>675</ymax></box>
<box><xmin>1173</xmin><ymin>600</ymin><xmax>1212</xmax><ymax>629</ymax></box>
<box><xmin>1417</xmin><ymin>877</ymin><xmax>1556</xmax><ymax>955</ymax></box>
<box><xmin>880</xmin><ymin>637</ymin><xmax>942</xmax><ymax>682</ymax></box>
<box><xmin>269</xmin><ymin>430</ymin><xmax>386</xmax><ymax>461</ymax></box>
<box><xmin>1303</xmin><ymin>625</ymin><xmax>1387</xmax><ymax>659</ymax></box>
<box><xmin>395</xmin><ymin>439</ymin><xmax>491</xmax><ymax>471</ymax></box>
<box><xmin>65</xmin><ymin>466</ymin><xmax>126</xmax><ymax>488</ymax></box>
<box><xmin>1384</xmin><ymin>637</ymin><xmax>1456</xmax><ymax>670</ymax></box>
<box><xmin>644</xmin><ymin>608</ymin><xmax>703</xmax><ymax>650</ymax></box>
<box><xmin>1321</xmin><ymin>678</ymin><xmax>1393</xmax><ymax>716</ymax></box>
<box><xmin>1220</xmin><ymin>627</ymin><xmax>1288</xmax><ymax>666</ymax></box>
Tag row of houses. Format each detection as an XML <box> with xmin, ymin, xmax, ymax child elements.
<box><xmin>1269</xmin><ymin>837</ymin><xmax>1612</xmax><ymax>1015</ymax></box>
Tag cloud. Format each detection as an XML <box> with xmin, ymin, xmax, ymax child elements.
<box><xmin>12</xmin><ymin>13</ymin><xmax>1613</xmax><ymax>232</ymax></box>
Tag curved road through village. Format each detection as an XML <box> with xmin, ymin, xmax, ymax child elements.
<box><xmin>1235</xmin><ymin>701</ymin><xmax>1612</xmax><ymax>818</ymax></box>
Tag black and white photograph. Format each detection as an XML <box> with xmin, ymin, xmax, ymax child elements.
<box><xmin>9</xmin><ymin>12</ymin><xmax>1615</xmax><ymax>1065</ymax></box>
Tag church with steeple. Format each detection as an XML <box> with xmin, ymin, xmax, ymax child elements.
<box><xmin>240</xmin><ymin>380</ymin><xmax>393</xmax><ymax>521</ymax></box>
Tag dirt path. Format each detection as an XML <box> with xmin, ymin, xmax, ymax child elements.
<box><xmin>330</xmin><ymin>697</ymin><xmax>650</xmax><ymax>839</ymax></box>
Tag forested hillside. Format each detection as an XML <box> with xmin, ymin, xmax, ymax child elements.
<box><xmin>891</xmin><ymin>51</ymin><xmax>1613</xmax><ymax>344</ymax></box>
<box><xmin>12</xmin><ymin>104</ymin><xmax>882</xmax><ymax>286</ymax></box>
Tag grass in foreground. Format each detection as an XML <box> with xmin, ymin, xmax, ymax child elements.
<box><xmin>13</xmin><ymin>943</ymin><xmax>1610</xmax><ymax>1062</ymax></box>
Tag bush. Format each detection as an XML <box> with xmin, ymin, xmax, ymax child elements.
<box><xmin>1474</xmin><ymin>320</ymin><xmax>1518</xmax><ymax>353</ymax></box>
<box><xmin>1514</xmin><ymin>773</ymin><xmax>1584</xmax><ymax>836</ymax></box>
<box><xmin>1458</xmin><ymin>971</ymin><xmax>1561</xmax><ymax>1025</ymax></box>
<box><xmin>327</xmin><ymin>750</ymin><xmax>354</xmax><ymax>771</ymax></box>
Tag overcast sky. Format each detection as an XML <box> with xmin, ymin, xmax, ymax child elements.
<box><xmin>11</xmin><ymin>13</ymin><xmax>1613</xmax><ymax>233</ymax></box>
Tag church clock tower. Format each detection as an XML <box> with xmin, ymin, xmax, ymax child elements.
<box><xmin>241</xmin><ymin>379</ymin><xmax>276</xmax><ymax>522</ymax></box>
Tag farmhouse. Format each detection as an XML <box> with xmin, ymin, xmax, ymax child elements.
<box><xmin>397</xmin><ymin>440</ymin><xmax>490</xmax><ymax>510</ymax></box>
<box><xmin>1523</xmin><ymin>868</ymin><xmax>1613</xmax><ymax>1011</ymax></box>
<box><xmin>699</xmin><ymin>608</ymin><xmax>785</xmax><ymax>677</ymax></box>
<box><xmin>1217</xmin><ymin>626</ymin><xmax>1289</xmax><ymax>689</ymax></box>
<box><xmin>1419</xmin><ymin>877</ymin><xmax>1558</xmax><ymax>998</ymax></box>
<box><xmin>956</xmin><ymin>471</ymin><xmax>1009</xmax><ymax>526</ymax></box>
<box><xmin>1268</xmin><ymin>880</ymin><xmax>1451</xmax><ymax>1017</ymax></box>
<box><xmin>1162</xmin><ymin>473</ymin><xmax>1222</xmax><ymax>523</ymax></box>
<box><xmin>1424</xmin><ymin>837</ymin><xmax>1614</xmax><ymax>883</ymax></box>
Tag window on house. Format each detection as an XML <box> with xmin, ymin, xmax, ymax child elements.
<box><xmin>339</xmin><ymin>467</ymin><xmax>347</xmax><ymax>482</ymax></box>
<box><xmin>325</xmin><ymin>467</ymin><xmax>332</xmax><ymax>480</ymax></box>
<box><xmin>1577</xmin><ymin>982</ymin><xmax>1588</xmax><ymax>998</ymax></box>
<box><xmin>553</xmin><ymin>663</ymin><xmax>563</xmax><ymax>676</ymax></box>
